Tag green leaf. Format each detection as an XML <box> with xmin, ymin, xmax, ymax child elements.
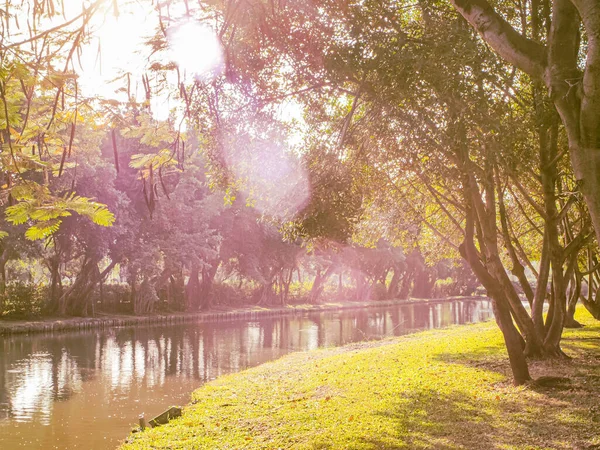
<box><xmin>24</xmin><ymin>220</ymin><xmax>61</xmax><ymax>240</ymax></box>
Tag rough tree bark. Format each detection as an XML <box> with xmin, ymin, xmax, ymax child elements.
<box><xmin>460</xmin><ymin>202</ymin><xmax>532</xmax><ymax>384</ymax></box>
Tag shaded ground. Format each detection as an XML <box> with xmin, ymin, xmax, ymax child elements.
<box><xmin>121</xmin><ymin>307</ymin><xmax>600</xmax><ymax>450</ymax></box>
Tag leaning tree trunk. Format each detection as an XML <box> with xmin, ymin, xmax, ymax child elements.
<box><xmin>461</xmin><ymin>207</ymin><xmax>532</xmax><ymax>385</ymax></box>
<box><xmin>465</xmin><ymin>165</ymin><xmax>546</xmax><ymax>358</ymax></box>
<box><xmin>387</xmin><ymin>265</ymin><xmax>403</xmax><ymax>299</ymax></box>
<box><xmin>60</xmin><ymin>257</ymin><xmax>118</xmax><ymax>316</ymax></box>
<box><xmin>450</xmin><ymin>0</ymin><xmax>600</xmax><ymax>256</ymax></box>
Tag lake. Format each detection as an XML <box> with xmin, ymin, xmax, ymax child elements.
<box><xmin>0</xmin><ymin>298</ymin><xmax>492</xmax><ymax>449</ymax></box>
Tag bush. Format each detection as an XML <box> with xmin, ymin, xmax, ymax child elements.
<box><xmin>211</xmin><ymin>283</ymin><xmax>248</xmax><ymax>306</ymax></box>
<box><xmin>432</xmin><ymin>277</ymin><xmax>455</xmax><ymax>298</ymax></box>
<box><xmin>1</xmin><ymin>282</ymin><xmax>47</xmax><ymax>319</ymax></box>
<box><xmin>92</xmin><ymin>284</ymin><xmax>133</xmax><ymax>313</ymax></box>
<box><xmin>287</xmin><ymin>280</ymin><xmax>313</xmax><ymax>302</ymax></box>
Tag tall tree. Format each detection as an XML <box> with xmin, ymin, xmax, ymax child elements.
<box><xmin>449</xmin><ymin>0</ymin><xmax>600</xmax><ymax>245</ymax></box>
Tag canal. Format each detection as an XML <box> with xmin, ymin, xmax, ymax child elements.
<box><xmin>0</xmin><ymin>298</ymin><xmax>492</xmax><ymax>449</ymax></box>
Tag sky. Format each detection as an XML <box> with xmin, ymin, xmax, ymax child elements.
<box><xmin>71</xmin><ymin>0</ymin><xmax>225</xmax><ymax>121</ymax></box>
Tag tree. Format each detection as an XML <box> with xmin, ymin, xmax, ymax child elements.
<box><xmin>0</xmin><ymin>1</ymin><xmax>115</xmax><ymax>242</ymax></box>
<box><xmin>172</xmin><ymin>0</ymin><xmax>594</xmax><ymax>384</ymax></box>
<box><xmin>449</xmin><ymin>0</ymin><xmax>600</xmax><ymax>246</ymax></box>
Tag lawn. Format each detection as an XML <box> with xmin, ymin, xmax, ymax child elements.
<box><xmin>121</xmin><ymin>307</ymin><xmax>600</xmax><ymax>449</ymax></box>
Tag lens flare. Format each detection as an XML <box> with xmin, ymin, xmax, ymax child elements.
<box><xmin>167</xmin><ymin>21</ymin><xmax>224</xmax><ymax>79</ymax></box>
<box><xmin>224</xmin><ymin>142</ymin><xmax>311</xmax><ymax>219</ymax></box>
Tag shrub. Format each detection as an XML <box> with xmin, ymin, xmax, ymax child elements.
<box><xmin>92</xmin><ymin>284</ymin><xmax>132</xmax><ymax>313</ymax></box>
<box><xmin>432</xmin><ymin>277</ymin><xmax>455</xmax><ymax>298</ymax></box>
<box><xmin>211</xmin><ymin>283</ymin><xmax>249</xmax><ymax>306</ymax></box>
<box><xmin>1</xmin><ymin>282</ymin><xmax>46</xmax><ymax>319</ymax></box>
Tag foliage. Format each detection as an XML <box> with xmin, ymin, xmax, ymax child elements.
<box><xmin>0</xmin><ymin>3</ymin><xmax>116</xmax><ymax>239</ymax></box>
<box><xmin>6</xmin><ymin>185</ymin><xmax>115</xmax><ymax>240</ymax></box>
<box><xmin>1</xmin><ymin>281</ymin><xmax>46</xmax><ymax>318</ymax></box>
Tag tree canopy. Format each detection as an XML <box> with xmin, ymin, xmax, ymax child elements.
<box><xmin>0</xmin><ymin>0</ymin><xmax>599</xmax><ymax>386</ymax></box>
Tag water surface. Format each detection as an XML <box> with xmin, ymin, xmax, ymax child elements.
<box><xmin>0</xmin><ymin>298</ymin><xmax>492</xmax><ymax>449</ymax></box>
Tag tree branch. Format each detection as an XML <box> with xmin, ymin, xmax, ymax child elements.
<box><xmin>450</xmin><ymin>0</ymin><xmax>547</xmax><ymax>78</ymax></box>
<box><xmin>569</xmin><ymin>0</ymin><xmax>600</xmax><ymax>147</ymax></box>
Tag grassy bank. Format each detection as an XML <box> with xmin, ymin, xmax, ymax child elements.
<box><xmin>122</xmin><ymin>307</ymin><xmax>600</xmax><ymax>450</ymax></box>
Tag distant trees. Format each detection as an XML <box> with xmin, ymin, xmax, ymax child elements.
<box><xmin>164</xmin><ymin>0</ymin><xmax>599</xmax><ymax>384</ymax></box>
<box><xmin>8</xmin><ymin>0</ymin><xmax>600</xmax><ymax>386</ymax></box>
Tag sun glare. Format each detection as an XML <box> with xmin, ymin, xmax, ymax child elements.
<box><xmin>167</xmin><ymin>21</ymin><xmax>224</xmax><ymax>79</ymax></box>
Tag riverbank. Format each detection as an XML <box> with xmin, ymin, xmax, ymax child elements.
<box><xmin>0</xmin><ymin>296</ymin><xmax>486</xmax><ymax>336</ymax></box>
<box><xmin>122</xmin><ymin>307</ymin><xmax>600</xmax><ymax>450</ymax></box>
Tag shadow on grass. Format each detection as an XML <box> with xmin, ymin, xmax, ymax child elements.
<box><xmin>431</xmin><ymin>344</ymin><xmax>510</xmax><ymax>378</ymax></box>
<box><xmin>409</xmin><ymin>349</ymin><xmax>600</xmax><ymax>448</ymax></box>
<box><xmin>358</xmin><ymin>371</ymin><xmax>598</xmax><ymax>450</ymax></box>
<box><xmin>359</xmin><ymin>389</ymin><xmax>499</xmax><ymax>449</ymax></box>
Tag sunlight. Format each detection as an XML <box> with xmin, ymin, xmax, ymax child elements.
<box><xmin>224</xmin><ymin>141</ymin><xmax>311</xmax><ymax>218</ymax></box>
<box><xmin>75</xmin><ymin>3</ymin><xmax>154</xmax><ymax>102</ymax></box>
<box><xmin>167</xmin><ymin>21</ymin><xmax>224</xmax><ymax>79</ymax></box>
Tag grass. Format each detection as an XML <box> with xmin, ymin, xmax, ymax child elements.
<box><xmin>121</xmin><ymin>307</ymin><xmax>600</xmax><ymax>449</ymax></box>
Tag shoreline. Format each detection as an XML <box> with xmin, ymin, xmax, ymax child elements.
<box><xmin>121</xmin><ymin>307</ymin><xmax>600</xmax><ymax>449</ymax></box>
<box><xmin>0</xmin><ymin>296</ymin><xmax>488</xmax><ymax>336</ymax></box>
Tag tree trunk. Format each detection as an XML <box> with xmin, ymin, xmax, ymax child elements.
<box><xmin>282</xmin><ymin>267</ymin><xmax>294</xmax><ymax>304</ymax></box>
<box><xmin>0</xmin><ymin>248</ymin><xmax>8</xmax><ymax>314</ymax></box>
<box><xmin>532</xmin><ymin>232</ymin><xmax>551</xmax><ymax>337</ymax></box>
<box><xmin>199</xmin><ymin>263</ymin><xmax>219</xmax><ymax>310</ymax></box>
<box><xmin>412</xmin><ymin>267</ymin><xmax>435</xmax><ymax>298</ymax></box>
<box><xmin>310</xmin><ymin>263</ymin><xmax>336</xmax><ymax>304</ymax></box>
<box><xmin>60</xmin><ymin>258</ymin><xmax>118</xmax><ymax>316</ymax></box>
<box><xmin>134</xmin><ymin>278</ymin><xmax>158</xmax><ymax>314</ymax></box>
<box><xmin>185</xmin><ymin>266</ymin><xmax>201</xmax><ymax>311</ymax></box>
<box><xmin>581</xmin><ymin>249</ymin><xmax>600</xmax><ymax>318</ymax></box>
<box><xmin>398</xmin><ymin>269</ymin><xmax>413</xmax><ymax>299</ymax></box>
<box><xmin>461</xmin><ymin>175</ymin><xmax>532</xmax><ymax>385</ymax></box>
<box><xmin>564</xmin><ymin>271</ymin><xmax>583</xmax><ymax>328</ymax></box>
<box><xmin>492</xmin><ymin>294</ymin><xmax>532</xmax><ymax>385</ymax></box>
<box><xmin>46</xmin><ymin>254</ymin><xmax>62</xmax><ymax>314</ymax></box>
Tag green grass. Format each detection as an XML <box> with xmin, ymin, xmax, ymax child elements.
<box><xmin>122</xmin><ymin>307</ymin><xmax>600</xmax><ymax>449</ymax></box>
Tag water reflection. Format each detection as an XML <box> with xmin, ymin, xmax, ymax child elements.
<box><xmin>0</xmin><ymin>299</ymin><xmax>492</xmax><ymax>449</ymax></box>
